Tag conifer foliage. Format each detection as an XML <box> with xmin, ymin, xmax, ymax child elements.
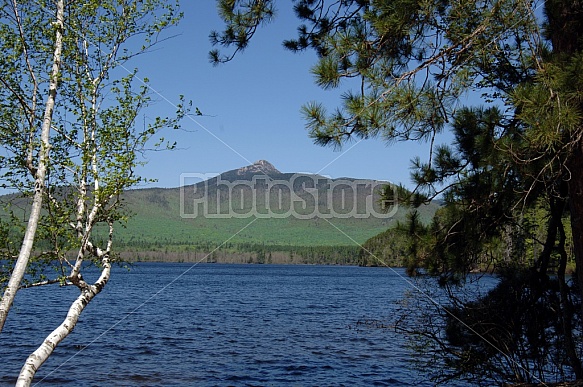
<box><xmin>213</xmin><ymin>0</ymin><xmax>583</xmax><ymax>383</ymax></box>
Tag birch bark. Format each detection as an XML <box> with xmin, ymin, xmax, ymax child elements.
<box><xmin>0</xmin><ymin>0</ymin><xmax>64</xmax><ymax>333</ymax></box>
<box><xmin>16</xmin><ymin>254</ymin><xmax>111</xmax><ymax>386</ymax></box>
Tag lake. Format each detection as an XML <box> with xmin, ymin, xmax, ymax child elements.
<box><xmin>0</xmin><ymin>263</ymin><xmax>472</xmax><ymax>386</ymax></box>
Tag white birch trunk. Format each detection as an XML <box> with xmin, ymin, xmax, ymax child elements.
<box><xmin>16</xmin><ymin>257</ymin><xmax>111</xmax><ymax>387</ymax></box>
<box><xmin>0</xmin><ymin>0</ymin><xmax>65</xmax><ymax>333</ymax></box>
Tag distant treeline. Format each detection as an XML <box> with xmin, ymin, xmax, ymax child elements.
<box><xmin>118</xmin><ymin>242</ymin><xmax>366</xmax><ymax>266</ymax></box>
<box><xmin>3</xmin><ymin>211</ymin><xmax>407</xmax><ymax>266</ymax></box>
<box><xmin>5</xmin><ymin>223</ymin><xmax>402</xmax><ymax>266</ymax></box>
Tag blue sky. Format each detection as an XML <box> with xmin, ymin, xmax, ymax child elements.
<box><xmin>132</xmin><ymin>2</ymin><xmax>446</xmax><ymax>190</ymax></box>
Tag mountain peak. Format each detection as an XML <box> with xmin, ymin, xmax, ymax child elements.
<box><xmin>236</xmin><ymin>160</ymin><xmax>281</xmax><ymax>176</ymax></box>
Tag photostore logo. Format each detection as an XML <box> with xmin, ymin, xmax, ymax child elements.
<box><xmin>180</xmin><ymin>173</ymin><xmax>399</xmax><ymax>219</ymax></box>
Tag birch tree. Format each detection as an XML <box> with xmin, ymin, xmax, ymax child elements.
<box><xmin>0</xmin><ymin>1</ymin><xmax>186</xmax><ymax>385</ymax></box>
<box><xmin>0</xmin><ymin>0</ymin><xmax>65</xmax><ymax>333</ymax></box>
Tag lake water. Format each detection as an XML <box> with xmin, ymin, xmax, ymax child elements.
<box><xmin>0</xmin><ymin>263</ymin><xmax>471</xmax><ymax>386</ymax></box>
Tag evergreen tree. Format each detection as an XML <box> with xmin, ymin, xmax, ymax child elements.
<box><xmin>212</xmin><ymin>0</ymin><xmax>583</xmax><ymax>383</ymax></box>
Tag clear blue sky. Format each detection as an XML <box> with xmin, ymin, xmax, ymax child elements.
<box><xmin>132</xmin><ymin>2</ymin><xmax>448</xmax><ymax>190</ymax></box>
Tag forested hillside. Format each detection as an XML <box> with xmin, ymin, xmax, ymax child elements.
<box><xmin>1</xmin><ymin>161</ymin><xmax>441</xmax><ymax>264</ymax></box>
<box><xmin>110</xmin><ymin>161</ymin><xmax>440</xmax><ymax>262</ymax></box>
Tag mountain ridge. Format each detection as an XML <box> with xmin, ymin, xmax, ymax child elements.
<box><xmin>114</xmin><ymin>160</ymin><xmax>439</xmax><ymax>247</ymax></box>
<box><xmin>1</xmin><ymin>160</ymin><xmax>441</xmax><ymax>264</ymax></box>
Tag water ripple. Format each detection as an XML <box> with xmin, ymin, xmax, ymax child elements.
<box><xmin>0</xmin><ymin>263</ymin><xmax>475</xmax><ymax>386</ymax></box>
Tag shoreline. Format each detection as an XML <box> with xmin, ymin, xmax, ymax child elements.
<box><xmin>118</xmin><ymin>249</ymin><xmax>370</xmax><ymax>266</ymax></box>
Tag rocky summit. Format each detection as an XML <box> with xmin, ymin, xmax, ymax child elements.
<box><xmin>235</xmin><ymin>160</ymin><xmax>281</xmax><ymax>176</ymax></box>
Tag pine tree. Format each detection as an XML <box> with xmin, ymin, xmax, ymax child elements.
<box><xmin>212</xmin><ymin>0</ymin><xmax>583</xmax><ymax>383</ymax></box>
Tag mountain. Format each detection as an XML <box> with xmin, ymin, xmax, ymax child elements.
<box><xmin>115</xmin><ymin>161</ymin><xmax>439</xmax><ymax>248</ymax></box>
<box><xmin>1</xmin><ymin>160</ymin><xmax>441</xmax><ymax>264</ymax></box>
